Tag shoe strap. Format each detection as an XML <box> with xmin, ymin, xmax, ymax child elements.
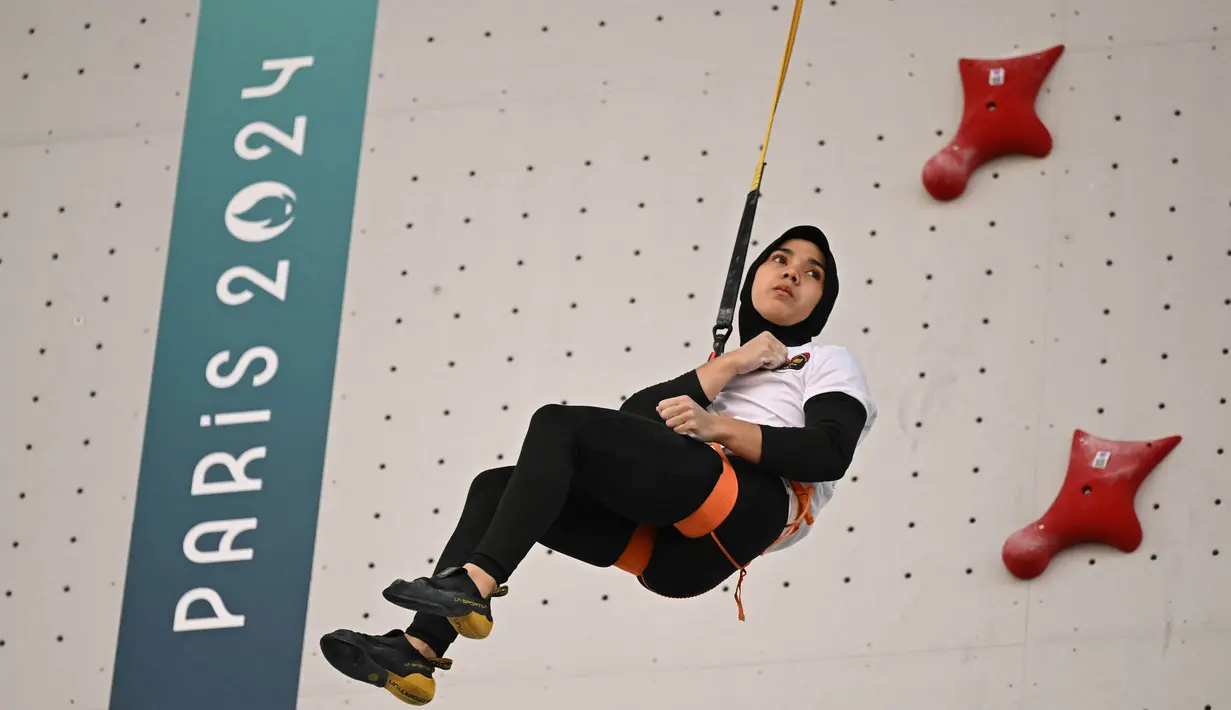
<box><xmin>490</xmin><ymin>585</ymin><xmax>509</xmax><ymax>598</ymax></box>
<box><xmin>428</xmin><ymin>656</ymin><xmax>453</xmax><ymax>671</ymax></box>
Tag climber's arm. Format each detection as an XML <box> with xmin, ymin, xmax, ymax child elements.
<box><xmin>712</xmin><ymin>391</ymin><xmax>868</xmax><ymax>483</ymax></box>
<box><xmin>619</xmin><ymin>356</ymin><xmax>740</xmax><ymax>420</ymax></box>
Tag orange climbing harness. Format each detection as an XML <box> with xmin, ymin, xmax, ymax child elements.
<box><xmin>613</xmin><ymin>442</ymin><xmax>816</xmax><ymax>621</ymax></box>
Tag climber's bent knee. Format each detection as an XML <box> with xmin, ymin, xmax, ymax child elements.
<box><xmin>468</xmin><ymin>467</ymin><xmax>513</xmax><ymax>496</ymax></box>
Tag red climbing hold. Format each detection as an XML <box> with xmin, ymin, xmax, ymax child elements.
<box><xmin>1002</xmin><ymin>429</ymin><xmax>1182</xmax><ymax>580</ymax></box>
<box><xmin>922</xmin><ymin>44</ymin><xmax>1065</xmax><ymax>201</ymax></box>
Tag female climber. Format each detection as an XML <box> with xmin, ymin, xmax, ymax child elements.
<box><xmin>319</xmin><ymin>224</ymin><xmax>878</xmax><ymax>706</ymax></box>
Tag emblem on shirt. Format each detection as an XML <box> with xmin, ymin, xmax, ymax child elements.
<box><xmin>773</xmin><ymin>353</ymin><xmax>810</xmax><ymax>372</ymax></box>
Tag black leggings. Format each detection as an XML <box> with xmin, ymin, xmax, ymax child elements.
<box><xmin>404</xmin><ymin>403</ymin><xmax>789</xmax><ymax>655</ymax></box>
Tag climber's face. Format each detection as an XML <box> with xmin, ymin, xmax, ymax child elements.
<box><xmin>750</xmin><ymin>238</ymin><xmax>826</xmax><ymax>326</ymax></box>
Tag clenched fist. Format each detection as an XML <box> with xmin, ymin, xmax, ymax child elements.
<box><xmin>728</xmin><ymin>331</ymin><xmax>789</xmax><ymax>374</ymax></box>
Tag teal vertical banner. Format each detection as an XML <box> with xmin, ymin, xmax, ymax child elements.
<box><xmin>109</xmin><ymin>1</ymin><xmax>376</xmax><ymax>708</ymax></box>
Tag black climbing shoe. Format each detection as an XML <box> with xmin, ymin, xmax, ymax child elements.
<box><xmin>319</xmin><ymin>628</ymin><xmax>452</xmax><ymax>706</ymax></box>
<box><xmin>382</xmin><ymin>566</ymin><xmax>509</xmax><ymax>640</ymax></box>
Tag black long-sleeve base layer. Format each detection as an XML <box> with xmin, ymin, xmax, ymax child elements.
<box><xmin>618</xmin><ymin>368</ymin><xmax>869</xmax><ymax>482</ymax></box>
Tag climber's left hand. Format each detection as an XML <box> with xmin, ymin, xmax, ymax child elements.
<box><xmin>656</xmin><ymin>395</ymin><xmax>724</xmax><ymax>441</ymax></box>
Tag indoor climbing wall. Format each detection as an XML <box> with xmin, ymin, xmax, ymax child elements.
<box><xmin>1</xmin><ymin>1</ymin><xmax>1229</xmax><ymax>710</ymax></box>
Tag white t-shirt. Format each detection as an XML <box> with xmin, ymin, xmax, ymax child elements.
<box><xmin>707</xmin><ymin>341</ymin><xmax>877</xmax><ymax>552</ymax></box>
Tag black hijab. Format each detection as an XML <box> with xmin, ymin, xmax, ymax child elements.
<box><xmin>737</xmin><ymin>224</ymin><xmax>839</xmax><ymax>346</ymax></box>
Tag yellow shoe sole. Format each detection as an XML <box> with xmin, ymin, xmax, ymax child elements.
<box><xmin>320</xmin><ymin>630</ymin><xmax>440</xmax><ymax>705</ymax></box>
<box><xmin>384</xmin><ymin>671</ymin><xmax>436</xmax><ymax>706</ymax></box>
<box><xmin>448</xmin><ymin>610</ymin><xmax>494</xmax><ymax>640</ymax></box>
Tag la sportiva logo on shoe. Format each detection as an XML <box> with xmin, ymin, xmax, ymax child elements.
<box><xmin>454</xmin><ymin>596</ymin><xmax>485</xmax><ymax>609</ymax></box>
<box><xmin>774</xmin><ymin>353</ymin><xmax>809</xmax><ymax>371</ymax></box>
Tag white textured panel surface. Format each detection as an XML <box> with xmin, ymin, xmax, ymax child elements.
<box><xmin>1</xmin><ymin>135</ymin><xmax>179</xmax><ymax>710</ymax></box>
<box><xmin>1</xmin><ymin>1</ymin><xmax>1229</xmax><ymax>710</ymax></box>
<box><xmin>1021</xmin><ymin>632</ymin><xmax>1231</xmax><ymax>710</ymax></box>
<box><xmin>0</xmin><ymin>1</ymin><xmax>199</xmax><ymax>146</ymax></box>
<box><xmin>303</xmin><ymin>644</ymin><xmax>1027</xmax><ymax>710</ymax></box>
